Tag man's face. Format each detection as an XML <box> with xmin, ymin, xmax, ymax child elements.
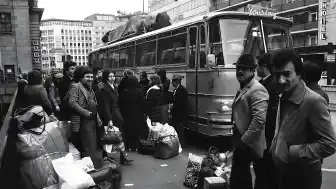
<box><xmin>274</xmin><ymin>61</ymin><xmax>301</xmax><ymax>92</ymax></box>
<box><xmin>83</xmin><ymin>73</ymin><xmax>94</xmax><ymax>87</ymax></box>
<box><xmin>97</xmin><ymin>70</ymin><xmax>102</xmax><ymax>78</ymax></box>
<box><xmin>172</xmin><ymin>80</ymin><xmax>179</xmax><ymax>88</ymax></box>
<box><xmin>236</xmin><ymin>66</ymin><xmax>254</xmax><ymax>83</ymax></box>
<box><xmin>67</xmin><ymin>66</ymin><xmax>76</xmax><ymax>78</ymax></box>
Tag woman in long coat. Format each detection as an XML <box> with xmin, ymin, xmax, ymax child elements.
<box><xmin>118</xmin><ymin>75</ymin><xmax>148</xmax><ymax>151</ymax></box>
<box><xmin>146</xmin><ymin>75</ymin><xmax>166</xmax><ymax>124</ymax></box>
<box><xmin>68</xmin><ymin>66</ymin><xmax>102</xmax><ymax>155</ymax></box>
<box><xmin>98</xmin><ymin>68</ymin><xmax>133</xmax><ymax>164</ymax></box>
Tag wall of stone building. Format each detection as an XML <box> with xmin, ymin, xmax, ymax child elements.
<box><xmin>30</xmin><ymin>11</ymin><xmax>42</xmax><ymax>70</ymax></box>
<box><xmin>0</xmin><ymin>0</ymin><xmax>33</xmax><ymax>74</ymax></box>
<box><xmin>14</xmin><ymin>2</ymin><xmax>33</xmax><ymax>72</ymax></box>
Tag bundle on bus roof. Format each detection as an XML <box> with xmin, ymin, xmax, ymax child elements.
<box><xmin>107</xmin><ymin>12</ymin><xmax>171</xmax><ymax>43</ymax></box>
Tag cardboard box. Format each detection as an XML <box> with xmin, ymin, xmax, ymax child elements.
<box><xmin>204</xmin><ymin>177</ymin><xmax>225</xmax><ymax>189</ymax></box>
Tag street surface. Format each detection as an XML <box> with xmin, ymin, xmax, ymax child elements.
<box><xmin>119</xmin><ymin>124</ymin><xmax>336</xmax><ymax>189</ymax></box>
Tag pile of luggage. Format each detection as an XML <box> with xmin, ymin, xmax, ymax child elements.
<box><xmin>183</xmin><ymin>146</ymin><xmax>232</xmax><ymax>189</ymax></box>
<box><xmin>138</xmin><ymin>117</ymin><xmax>182</xmax><ymax>160</ymax></box>
<box><xmin>108</xmin><ymin>12</ymin><xmax>171</xmax><ymax>43</ymax></box>
<box><xmin>7</xmin><ymin>105</ymin><xmax>121</xmax><ymax>189</ymax></box>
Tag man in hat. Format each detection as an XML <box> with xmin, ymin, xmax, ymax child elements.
<box><xmin>171</xmin><ymin>73</ymin><xmax>188</xmax><ymax>147</ymax></box>
<box><xmin>230</xmin><ymin>54</ymin><xmax>269</xmax><ymax>189</ymax></box>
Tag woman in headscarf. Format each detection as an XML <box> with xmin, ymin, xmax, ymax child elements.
<box><xmin>118</xmin><ymin>75</ymin><xmax>148</xmax><ymax>151</ymax></box>
<box><xmin>98</xmin><ymin>68</ymin><xmax>133</xmax><ymax>164</ymax></box>
<box><xmin>68</xmin><ymin>66</ymin><xmax>102</xmax><ymax>155</ymax></box>
<box><xmin>23</xmin><ymin>70</ymin><xmax>53</xmax><ymax>115</ymax></box>
<box><xmin>146</xmin><ymin>75</ymin><xmax>166</xmax><ymax>124</ymax></box>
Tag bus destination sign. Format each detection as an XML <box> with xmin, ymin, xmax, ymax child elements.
<box><xmin>247</xmin><ymin>5</ymin><xmax>277</xmax><ymax>19</ymax></box>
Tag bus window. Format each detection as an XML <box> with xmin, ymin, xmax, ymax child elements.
<box><xmin>158</xmin><ymin>31</ymin><xmax>187</xmax><ymax>65</ymax></box>
<box><xmin>110</xmin><ymin>50</ymin><xmax>119</xmax><ymax>68</ymax></box>
<box><xmin>200</xmin><ymin>25</ymin><xmax>206</xmax><ymax>68</ymax></box>
<box><xmin>209</xmin><ymin>21</ymin><xmax>224</xmax><ymax>66</ymax></box>
<box><xmin>216</xmin><ymin>19</ymin><xmax>265</xmax><ymax>65</ymax></box>
<box><xmin>263</xmin><ymin>22</ymin><xmax>290</xmax><ymax>51</ymax></box>
<box><xmin>126</xmin><ymin>46</ymin><xmax>135</xmax><ymax>67</ymax></box>
<box><xmin>189</xmin><ymin>27</ymin><xmax>197</xmax><ymax>68</ymax></box>
<box><xmin>119</xmin><ymin>49</ymin><xmax>128</xmax><ymax>68</ymax></box>
<box><xmin>136</xmin><ymin>41</ymin><xmax>156</xmax><ymax>66</ymax></box>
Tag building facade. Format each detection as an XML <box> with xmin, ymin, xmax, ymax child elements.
<box><xmin>148</xmin><ymin>0</ymin><xmax>209</xmax><ymax>23</ymax></box>
<box><xmin>0</xmin><ymin>0</ymin><xmax>43</xmax><ymax>78</ymax></box>
<box><xmin>40</xmin><ymin>19</ymin><xmax>93</xmax><ymax>71</ymax></box>
<box><xmin>85</xmin><ymin>14</ymin><xmax>126</xmax><ymax>49</ymax></box>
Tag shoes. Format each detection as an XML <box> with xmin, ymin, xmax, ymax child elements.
<box><xmin>120</xmin><ymin>152</ymin><xmax>134</xmax><ymax>165</ymax></box>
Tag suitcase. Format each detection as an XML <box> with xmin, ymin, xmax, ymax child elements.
<box><xmin>204</xmin><ymin>177</ymin><xmax>226</xmax><ymax>189</ymax></box>
<box><xmin>89</xmin><ymin>181</ymin><xmax>113</xmax><ymax>189</ymax></box>
<box><xmin>89</xmin><ymin>167</ymin><xmax>122</xmax><ymax>189</ymax></box>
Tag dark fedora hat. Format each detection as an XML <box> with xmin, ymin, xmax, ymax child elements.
<box><xmin>234</xmin><ymin>54</ymin><xmax>257</xmax><ymax>69</ymax></box>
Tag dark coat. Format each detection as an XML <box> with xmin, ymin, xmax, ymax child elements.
<box><xmin>118</xmin><ymin>76</ymin><xmax>148</xmax><ymax>139</ymax></box>
<box><xmin>171</xmin><ymin>84</ymin><xmax>189</xmax><ymax>122</ymax></box>
<box><xmin>23</xmin><ymin>85</ymin><xmax>53</xmax><ymax>115</ymax></box>
<box><xmin>98</xmin><ymin>83</ymin><xmax>124</xmax><ymax>127</ymax></box>
<box><xmin>146</xmin><ymin>85</ymin><xmax>165</xmax><ymax>123</ymax></box>
<box><xmin>259</xmin><ymin>75</ymin><xmax>280</xmax><ymax>148</ymax></box>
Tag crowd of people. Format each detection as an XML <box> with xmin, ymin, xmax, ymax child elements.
<box><xmin>230</xmin><ymin>48</ymin><xmax>336</xmax><ymax>189</ymax></box>
<box><xmin>13</xmin><ymin>47</ymin><xmax>336</xmax><ymax>189</ymax></box>
<box><xmin>14</xmin><ymin>62</ymin><xmax>189</xmax><ymax>166</ymax></box>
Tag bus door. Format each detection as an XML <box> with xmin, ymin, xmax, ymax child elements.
<box><xmin>185</xmin><ymin>26</ymin><xmax>199</xmax><ymax>132</ymax></box>
<box><xmin>196</xmin><ymin>24</ymin><xmax>211</xmax><ymax>135</ymax></box>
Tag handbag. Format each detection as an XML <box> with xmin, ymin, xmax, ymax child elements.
<box><xmin>202</xmin><ymin>146</ymin><xmax>221</xmax><ymax>168</ymax></box>
<box><xmin>138</xmin><ymin>135</ymin><xmax>156</xmax><ymax>155</ymax></box>
<box><xmin>100</xmin><ymin>126</ymin><xmax>123</xmax><ymax>144</ymax></box>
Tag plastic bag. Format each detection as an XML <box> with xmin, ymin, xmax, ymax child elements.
<box><xmin>52</xmin><ymin>153</ymin><xmax>95</xmax><ymax>189</ymax></box>
<box><xmin>183</xmin><ymin>153</ymin><xmax>204</xmax><ymax>188</ymax></box>
<box><xmin>20</xmin><ymin>154</ymin><xmax>59</xmax><ymax>189</ymax></box>
<box><xmin>154</xmin><ymin>135</ymin><xmax>179</xmax><ymax>159</ymax></box>
<box><xmin>74</xmin><ymin>157</ymin><xmax>95</xmax><ymax>173</ymax></box>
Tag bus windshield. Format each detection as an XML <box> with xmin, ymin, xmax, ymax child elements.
<box><xmin>209</xmin><ymin>18</ymin><xmax>291</xmax><ymax>66</ymax></box>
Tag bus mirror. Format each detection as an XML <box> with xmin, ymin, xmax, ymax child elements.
<box><xmin>207</xmin><ymin>54</ymin><xmax>217</xmax><ymax>68</ymax></box>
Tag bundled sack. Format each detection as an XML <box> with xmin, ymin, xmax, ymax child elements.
<box><xmin>138</xmin><ymin>134</ymin><xmax>156</xmax><ymax>155</ymax></box>
<box><xmin>14</xmin><ymin>107</ymin><xmax>69</xmax><ymax>189</ymax></box>
<box><xmin>154</xmin><ymin>135</ymin><xmax>180</xmax><ymax>160</ymax></box>
<box><xmin>52</xmin><ymin>153</ymin><xmax>95</xmax><ymax>189</ymax></box>
<box><xmin>183</xmin><ymin>153</ymin><xmax>203</xmax><ymax>188</ymax></box>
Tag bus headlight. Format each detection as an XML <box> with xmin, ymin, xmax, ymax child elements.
<box><xmin>219</xmin><ymin>99</ymin><xmax>233</xmax><ymax>112</ymax></box>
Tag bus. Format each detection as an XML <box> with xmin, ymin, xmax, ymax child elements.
<box><xmin>88</xmin><ymin>11</ymin><xmax>293</xmax><ymax>137</ymax></box>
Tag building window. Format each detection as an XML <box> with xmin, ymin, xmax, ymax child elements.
<box><xmin>0</xmin><ymin>12</ymin><xmax>12</xmax><ymax>33</ymax></box>
<box><xmin>309</xmin><ymin>35</ymin><xmax>317</xmax><ymax>46</ymax></box>
<box><xmin>310</xmin><ymin>12</ymin><xmax>317</xmax><ymax>22</ymax></box>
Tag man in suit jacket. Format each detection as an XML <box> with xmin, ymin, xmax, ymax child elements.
<box><xmin>230</xmin><ymin>54</ymin><xmax>269</xmax><ymax>189</ymax></box>
<box><xmin>171</xmin><ymin>74</ymin><xmax>188</xmax><ymax>147</ymax></box>
<box><xmin>256</xmin><ymin>53</ymin><xmax>280</xmax><ymax>189</ymax></box>
<box><xmin>271</xmin><ymin>49</ymin><xmax>336</xmax><ymax>189</ymax></box>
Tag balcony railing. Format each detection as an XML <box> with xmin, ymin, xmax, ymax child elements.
<box><xmin>272</xmin><ymin>0</ymin><xmax>319</xmax><ymax>13</ymax></box>
<box><xmin>209</xmin><ymin>1</ymin><xmax>230</xmax><ymax>12</ymax></box>
<box><xmin>290</xmin><ymin>21</ymin><xmax>318</xmax><ymax>33</ymax></box>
